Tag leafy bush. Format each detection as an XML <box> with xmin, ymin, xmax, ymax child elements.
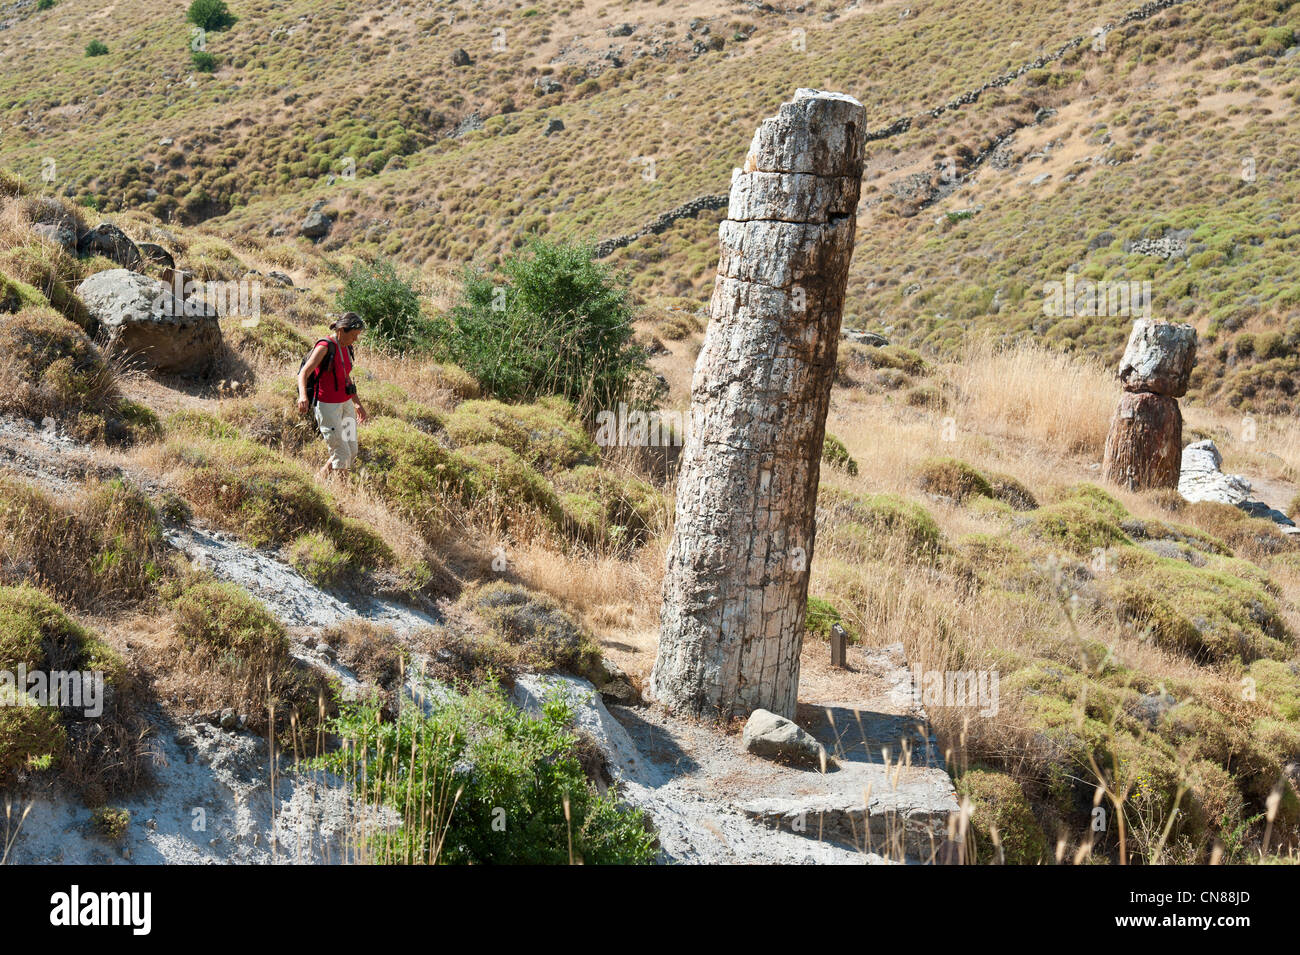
<box><xmin>85</xmin><ymin>40</ymin><xmax>108</xmax><ymax>57</ymax></box>
<box><xmin>822</xmin><ymin>433</ymin><xmax>858</xmax><ymax>475</ymax></box>
<box><xmin>956</xmin><ymin>767</ymin><xmax>1049</xmax><ymax>864</ymax></box>
<box><xmin>336</xmin><ymin>257</ymin><xmax>430</xmax><ymax>352</ymax></box>
<box><xmin>187</xmin><ymin>0</ymin><xmax>237</xmax><ymax>31</ymax></box>
<box><xmin>805</xmin><ymin>595</ymin><xmax>852</xmax><ymax>640</ymax></box>
<box><xmin>439</xmin><ymin>239</ymin><xmax>649</xmax><ymax>411</ymax></box>
<box><xmin>191</xmin><ymin>50</ymin><xmax>218</xmax><ymax>73</ymax></box>
<box><xmin>317</xmin><ymin>684</ymin><xmax>656</xmax><ymax>864</ymax></box>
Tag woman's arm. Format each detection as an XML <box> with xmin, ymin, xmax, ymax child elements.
<box><xmin>297</xmin><ymin>342</ymin><xmax>329</xmax><ymax>414</ymax></box>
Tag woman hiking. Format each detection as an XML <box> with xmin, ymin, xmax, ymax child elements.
<box><xmin>298</xmin><ymin>312</ymin><xmax>369</xmax><ymax>478</ymax></box>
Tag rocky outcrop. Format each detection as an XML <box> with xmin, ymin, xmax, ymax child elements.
<box><xmin>299</xmin><ymin>209</ymin><xmax>332</xmax><ymax>240</ymax></box>
<box><xmin>1178</xmin><ymin>440</ymin><xmax>1251</xmax><ymax>505</ymax></box>
<box><xmin>74</xmin><ymin>269</ymin><xmax>221</xmax><ymax>375</ymax></box>
<box><xmin>1103</xmin><ymin>320</ymin><xmax>1197</xmax><ymax>491</ymax></box>
<box><xmin>742</xmin><ymin>709</ymin><xmax>834</xmax><ymax>769</ymax></box>
<box><xmin>77</xmin><ymin>222</ymin><xmax>143</xmax><ymax>271</ymax></box>
<box><xmin>26</xmin><ymin>197</ymin><xmax>79</xmax><ymax>253</ymax></box>
<box><xmin>1178</xmin><ymin>440</ymin><xmax>1300</xmax><ymax>535</ymax></box>
<box><xmin>137</xmin><ymin>242</ymin><xmax>175</xmax><ymax>270</ymax></box>
<box><xmin>651</xmin><ymin>90</ymin><xmax>864</xmax><ymax>719</ymax></box>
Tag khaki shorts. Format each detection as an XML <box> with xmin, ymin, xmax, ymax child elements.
<box><xmin>313</xmin><ymin>399</ymin><xmax>357</xmax><ymax>470</ymax></box>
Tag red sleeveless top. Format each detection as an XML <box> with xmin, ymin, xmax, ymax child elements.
<box><xmin>314</xmin><ymin>338</ymin><xmax>353</xmax><ymax>404</ymax></box>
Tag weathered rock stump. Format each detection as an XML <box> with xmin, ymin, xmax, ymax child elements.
<box><xmin>650</xmin><ymin>89</ymin><xmax>865</xmax><ymax>719</ymax></box>
<box><xmin>75</xmin><ymin>269</ymin><xmax>220</xmax><ymax>375</ymax></box>
<box><xmin>1102</xmin><ymin>320</ymin><xmax>1197</xmax><ymax>491</ymax></box>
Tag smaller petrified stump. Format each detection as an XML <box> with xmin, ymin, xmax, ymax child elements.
<box><xmin>1102</xmin><ymin>320</ymin><xmax>1197</xmax><ymax>491</ymax></box>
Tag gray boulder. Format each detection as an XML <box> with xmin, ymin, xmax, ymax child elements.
<box><xmin>74</xmin><ymin>269</ymin><xmax>220</xmax><ymax>375</ymax></box>
<box><xmin>27</xmin><ymin>198</ymin><xmax>79</xmax><ymax>252</ymax></box>
<box><xmin>1178</xmin><ymin>439</ymin><xmax>1251</xmax><ymax>506</ymax></box>
<box><xmin>137</xmin><ymin>242</ymin><xmax>175</xmax><ymax>270</ymax></box>
<box><xmin>299</xmin><ymin>210</ymin><xmax>332</xmax><ymax>240</ymax></box>
<box><xmin>742</xmin><ymin>709</ymin><xmax>835</xmax><ymax>770</ymax></box>
<box><xmin>31</xmin><ymin>222</ymin><xmax>77</xmax><ymax>253</ymax></box>
<box><xmin>77</xmin><ymin>222</ymin><xmax>144</xmax><ymax>271</ymax></box>
<box><xmin>544</xmin><ymin>118</ymin><xmax>564</xmax><ymax>136</ymax></box>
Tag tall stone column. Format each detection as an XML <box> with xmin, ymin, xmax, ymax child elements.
<box><xmin>650</xmin><ymin>89</ymin><xmax>865</xmax><ymax>719</ymax></box>
<box><xmin>1102</xmin><ymin>319</ymin><xmax>1197</xmax><ymax>491</ymax></box>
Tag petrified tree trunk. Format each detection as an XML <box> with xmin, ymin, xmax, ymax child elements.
<box><xmin>1102</xmin><ymin>319</ymin><xmax>1197</xmax><ymax>491</ymax></box>
<box><xmin>1102</xmin><ymin>391</ymin><xmax>1183</xmax><ymax>490</ymax></box>
<box><xmin>650</xmin><ymin>90</ymin><xmax>865</xmax><ymax>719</ymax></box>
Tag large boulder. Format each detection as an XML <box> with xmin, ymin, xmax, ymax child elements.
<box><xmin>1117</xmin><ymin>319</ymin><xmax>1197</xmax><ymax>398</ymax></box>
<box><xmin>1178</xmin><ymin>439</ymin><xmax>1251</xmax><ymax>505</ymax></box>
<box><xmin>26</xmin><ymin>197</ymin><xmax>79</xmax><ymax>253</ymax></box>
<box><xmin>299</xmin><ymin>210</ymin><xmax>332</xmax><ymax>240</ymax></box>
<box><xmin>137</xmin><ymin>242</ymin><xmax>176</xmax><ymax>270</ymax></box>
<box><xmin>74</xmin><ymin>269</ymin><xmax>220</xmax><ymax>374</ymax></box>
<box><xmin>77</xmin><ymin>222</ymin><xmax>144</xmax><ymax>271</ymax></box>
<box><xmin>742</xmin><ymin>709</ymin><xmax>836</xmax><ymax>770</ymax></box>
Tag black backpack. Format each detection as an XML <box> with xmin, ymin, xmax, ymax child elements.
<box><xmin>299</xmin><ymin>338</ymin><xmax>354</xmax><ymax>409</ymax></box>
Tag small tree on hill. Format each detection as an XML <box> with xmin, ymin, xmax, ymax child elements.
<box><xmin>439</xmin><ymin>238</ymin><xmax>650</xmax><ymax>413</ymax></box>
<box><xmin>335</xmin><ymin>257</ymin><xmax>430</xmax><ymax>352</ymax></box>
<box><xmin>187</xmin><ymin>0</ymin><xmax>237</xmax><ymax>31</ymax></box>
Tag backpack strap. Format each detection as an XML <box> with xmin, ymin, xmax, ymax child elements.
<box><xmin>311</xmin><ymin>339</ymin><xmax>334</xmax><ymax>402</ymax></box>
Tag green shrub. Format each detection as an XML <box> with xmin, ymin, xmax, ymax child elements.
<box><xmin>822</xmin><ymin>433</ymin><xmax>858</xmax><ymax>475</ymax></box>
<box><xmin>169</xmin><ymin>580</ymin><xmax>331</xmax><ymax>739</ymax></box>
<box><xmin>172</xmin><ymin>580</ymin><xmax>289</xmax><ymax>660</ymax></box>
<box><xmin>191</xmin><ymin>50</ymin><xmax>218</xmax><ymax>73</ymax></box>
<box><xmin>1030</xmin><ymin>503</ymin><xmax>1130</xmax><ymax>556</ymax></box>
<box><xmin>444</xmin><ymin>397</ymin><xmax>596</xmax><ymax>471</ymax></box>
<box><xmin>316</xmin><ymin>684</ymin><xmax>656</xmax><ymax>864</ymax></box>
<box><xmin>818</xmin><ymin>488</ymin><xmax>944</xmax><ymax>563</ymax></box>
<box><xmin>0</xmin><ymin>584</ymin><xmax>127</xmax><ymax>779</ymax></box>
<box><xmin>439</xmin><ymin>238</ymin><xmax>649</xmax><ymax>410</ymax></box>
<box><xmin>1105</xmin><ymin>549</ymin><xmax>1291</xmax><ymax>663</ymax></box>
<box><xmin>187</xmin><ymin>0</ymin><xmax>237</xmax><ymax>31</ymax></box>
<box><xmin>84</xmin><ymin>479</ymin><xmax>166</xmax><ymax>603</ymax></box>
<box><xmin>336</xmin><ymin>257</ymin><xmax>430</xmax><ymax>352</ymax></box>
<box><xmin>956</xmin><ymin>767</ymin><xmax>1049</xmax><ymax>864</ymax></box>
<box><xmin>805</xmin><ymin>595</ymin><xmax>852</xmax><ymax>640</ymax></box>
<box><xmin>555</xmin><ymin>465</ymin><xmax>665</xmax><ymax>547</ymax></box>
<box><xmin>90</xmin><ymin>806</ymin><xmax>130</xmax><ymax>841</ymax></box>
<box><xmin>85</xmin><ymin>40</ymin><xmax>109</xmax><ymax>57</ymax></box>
<box><xmin>462</xmin><ymin>581</ymin><xmax>601</xmax><ymax>677</ymax></box>
<box><xmin>0</xmin><ymin>477</ymin><xmax>164</xmax><ymax>608</ymax></box>
<box><xmin>288</xmin><ymin>532</ymin><xmax>348</xmax><ymax>589</ymax></box>
<box><xmin>37</xmin><ymin>0</ymin><xmax>56</xmax><ymax>9</ymax></box>
<box><xmin>916</xmin><ymin>457</ymin><xmax>994</xmax><ymax>503</ymax></box>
